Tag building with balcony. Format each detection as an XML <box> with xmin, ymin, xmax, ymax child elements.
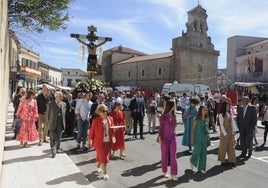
<box><xmin>38</xmin><ymin>61</ymin><xmax>50</xmax><ymax>84</ymax></box>
<box><xmin>39</xmin><ymin>61</ymin><xmax>62</xmax><ymax>87</ymax></box>
<box><xmin>19</xmin><ymin>46</ymin><xmax>41</xmax><ymax>89</ymax></box>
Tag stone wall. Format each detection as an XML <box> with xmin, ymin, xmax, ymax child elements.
<box><xmin>112</xmin><ymin>57</ymin><xmax>171</xmax><ymax>90</ymax></box>
<box><xmin>0</xmin><ymin>0</ymin><xmax>10</xmax><ymax>176</ymax></box>
<box><xmin>173</xmin><ymin>47</ymin><xmax>218</xmax><ymax>89</ymax></box>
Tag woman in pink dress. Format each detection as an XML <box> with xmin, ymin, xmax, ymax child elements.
<box><xmin>110</xmin><ymin>102</ymin><xmax>126</xmax><ymax>158</ymax></box>
<box><xmin>16</xmin><ymin>90</ymin><xmax>39</xmax><ymax>147</ymax></box>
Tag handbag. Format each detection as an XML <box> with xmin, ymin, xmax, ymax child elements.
<box><xmin>13</xmin><ymin>118</ymin><xmax>22</xmax><ymax>132</ymax></box>
<box><xmin>13</xmin><ymin>118</ymin><xmax>21</xmax><ymax>127</ymax></box>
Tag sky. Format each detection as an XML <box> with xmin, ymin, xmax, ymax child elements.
<box><xmin>22</xmin><ymin>0</ymin><xmax>268</xmax><ymax>71</ymax></box>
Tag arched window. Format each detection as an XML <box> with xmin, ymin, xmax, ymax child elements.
<box><xmin>142</xmin><ymin>69</ymin><xmax>145</xmax><ymax>77</ymax></box>
<box><xmin>128</xmin><ymin>70</ymin><xmax>131</xmax><ymax>77</ymax></box>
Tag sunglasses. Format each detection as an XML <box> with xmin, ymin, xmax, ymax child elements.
<box><xmin>101</xmin><ymin>110</ymin><xmax>108</xmax><ymax>113</ymax></box>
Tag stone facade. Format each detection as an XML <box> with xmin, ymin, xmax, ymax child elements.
<box><xmin>172</xmin><ymin>5</ymin><xmax>219</xmax><ymax>89</ymax></box>
<box><xmin>112</xmin><ymin>52</ymin><xmax>172</xmax><ymax>90</ymax></box>
<box><xmin>95</xmin><ymin>45</ymin><xmax>147</xmax><ymax>85</ymax></box>
<box><xmin>102</xmin><ymin>5</ymin><xmax>219</xmax><ymax>91</ymax></box>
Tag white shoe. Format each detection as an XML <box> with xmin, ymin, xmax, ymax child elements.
<box><xmin>171</xmin><ymin>175</ymin><xmax>178</xmax><ymax>182</ymax></box>
<box><xmin>103</xmin><ymin>174</ymin><xmax>109</xmax><ymax>180</ymax></box>
<box><xmin>200</xmin><ymin>170</ymin><xmax>206</xmax><ymax>174</ymax></box>
<box><xmin>163</xmin><ymin>172</ymin><xmax>169</xmax><ymax>178</ymax></box>
<box><xmin>97</xmin><ymin>168</ymin><xmax>102</xmax><ymax>173</ymax></box>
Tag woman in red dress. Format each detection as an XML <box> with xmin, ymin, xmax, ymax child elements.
<box><xmin>88</xmin><ymin>104</ymin><xmax>115</xmax><ymax>180</ymax></box>
<box><xmin>16</xmin><ymin>90</ymin><xmax>39</xmax><ymax>147</ymax></box>
<box><xmin>110</xmin><ymin>102</ymin><xmax>126</xmax><ymax>158</ymax></box>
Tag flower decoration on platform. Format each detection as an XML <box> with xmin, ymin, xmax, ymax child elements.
<box><xmin>73</xmin><ymin>78</ymin><xmax>107</xmax><ymax>97</ymax></box>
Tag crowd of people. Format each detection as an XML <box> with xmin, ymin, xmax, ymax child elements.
<box><xmin>11</xmin><ymin>84</ymin><xmax>268</xmax><ymax>181</ymax></box>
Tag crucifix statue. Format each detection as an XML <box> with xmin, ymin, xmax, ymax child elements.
<box><xmin>71</xmin><ymin>25</ymin><xmax>112</xmax><ymax>77</ymax></box>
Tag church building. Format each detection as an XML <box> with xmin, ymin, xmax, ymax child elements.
<box><xmin>97</xmin><ymin>5</ymin><xmax>219</xmax><ymax>91</ymax></box>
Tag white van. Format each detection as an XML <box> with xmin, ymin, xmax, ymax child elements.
<box><xmin>162</xmin><ymin>82</ymin><xmax>211</xmax><ymax>97</ymax></box>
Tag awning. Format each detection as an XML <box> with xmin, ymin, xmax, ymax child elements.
<box><xmin>36</xmin><ymin>84</ymin><xmax>56</xmax><ymax>90</ymax></box>
<box><xmin>56</xmin><ymin>85</ymin><xmax>72</xmax><ymax>91</ymax></box>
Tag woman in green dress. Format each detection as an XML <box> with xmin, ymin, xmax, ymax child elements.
<box><xmin>190</xmin><ymin>105</ymin><xmax>209</xmax><ymax>174</ymax></box>
<box><xmin>182</xmin><ymin>98</ymin><xmax>199</xmax><ymax>152</ymax></box>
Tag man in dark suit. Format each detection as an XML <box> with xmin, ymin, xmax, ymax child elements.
<box><xmin>236</xmin><ymin>96</ymin><xmax>257</xmax><ymax>159</ymax></box>
<box><xmin>129</xmin><ymin>91</ymin><xmax>145</xmax><ymax>139</ymax></box>
<box><xmin>46</xmin><ymin>91</ymin><xmax>66</xmax><ymax>158</ymax></box>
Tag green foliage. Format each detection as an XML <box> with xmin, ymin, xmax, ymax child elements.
<box><xmin>8</xmin><ymin>0</ymin><xmax>74</xmax><ymax>33</ymax></box>
<box><xmin>72</xmin><ymin>78</ymin><xmax>107</xmax><ymax>98</ymax></box>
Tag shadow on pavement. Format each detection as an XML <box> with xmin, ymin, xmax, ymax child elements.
<box><xmin>76</xmin><ymin>158</ymin><xmax>96</xmax><ymax>167</ymax></box>
<box><xmin>2</xmin><ymin>152</ymin><xmax>51</xmax><ymax>165</ymax></box>
<box><xmin>121</xmin><ymin>161</ymin><xmax>161</xmax><ymax>177</ymax></box>
<box><xmin>46</xmin><ymin>172</ymin><xmax>90</xmax><ymax>186</ymax></box>
<box><xmin>85</xmin><ymin>171</ymin><xmax>104</xmax><ymax>183</ymax></box>
<box><xmin>129</xmin><ymin>175</ymin><xmax>177</xmax><ymax>188</ymax></box>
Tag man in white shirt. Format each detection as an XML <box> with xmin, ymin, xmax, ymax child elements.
<box><xmin>75</xmin><ymin>91</ymin><xmax>93</xmax><ymax>150</ymax></box>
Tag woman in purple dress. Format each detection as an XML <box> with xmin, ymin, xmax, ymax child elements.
<box><xmin>157</xmin><ymin>100</ymin><xmax>178</xmax><ymax>181</ymax></box>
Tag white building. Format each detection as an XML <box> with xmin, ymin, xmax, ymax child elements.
<box><xmin>227</xmin><ymin>35</ymin><xmax>268</xmax><ymax>84</ymax></box>
<box><xmin>61</xmin><ymin>68</ymin><xmax>88</xmax><ymax>87</ymax></box>
<box><xmin>49</xmin><ymin>67</ymin><xmax>62</xmax><ymax>86</ymax></box>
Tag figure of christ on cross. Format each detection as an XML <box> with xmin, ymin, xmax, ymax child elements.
<box><xmin>71</xmin><ymin>25</ymin><xmax>112</xmax><ymax>76</ymax></box>
<box><xmin>76</xmin><ymin>39</ymin><xmax>106</xmax><ymax>73</ymax></box>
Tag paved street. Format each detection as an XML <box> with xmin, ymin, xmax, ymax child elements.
<box><xmin>61</xmin><ymin>113</ymin><xmax>268</xmax><ymax>188</ymax></box>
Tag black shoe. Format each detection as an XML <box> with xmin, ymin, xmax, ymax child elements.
<box><xmin>248</xmin><ymin>151</ymin><xmax>252</xmax><ymax>158</ymax></box>
<box><xmin>221</xmin><ymin>162</ymin><xmax>228</xmax><ymax>167</ymax></box>
<box><xmin>238</xmin><ymin>153</ymin><xmax>246</xmax><ymax>158</ymax></box>
<box><xmin>82</xmin><ymin>145</ymin><xmax>88</xmax><ymax>151</ymax></box>
<box><xmin>76</xmin><ymin>143</ymin><xmax>81</xmax><ymax>149</ymax></box>
<box><xmin>140</xmin><ymin>137</ymin><xmax>145</xmax><ymax>140</ymax></box>
<box><xmin>52</xmin><ymin>152</ymin><xmax>56</xmax><ymax>158</ymax></box>
<box><xmin>229</xmin><ymin>163</ymin><xmax>236</xmax><ymax>168</ymax></box>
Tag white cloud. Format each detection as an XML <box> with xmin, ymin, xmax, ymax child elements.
<box><xmin>29</xmin><ymin>0</ymin><xmax>268</xmax><ymax>70</ymax></box>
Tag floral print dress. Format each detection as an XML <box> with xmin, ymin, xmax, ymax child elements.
<box><xmin>16</xmin><ymin>98</ymin><xmax>39</xmax><ymax>142</ymax></box>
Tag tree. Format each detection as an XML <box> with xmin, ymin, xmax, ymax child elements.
<box><xmin>8</xmin><ymin>0</ymin><xmax>74</xmax><ymax>33</ymax></box>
